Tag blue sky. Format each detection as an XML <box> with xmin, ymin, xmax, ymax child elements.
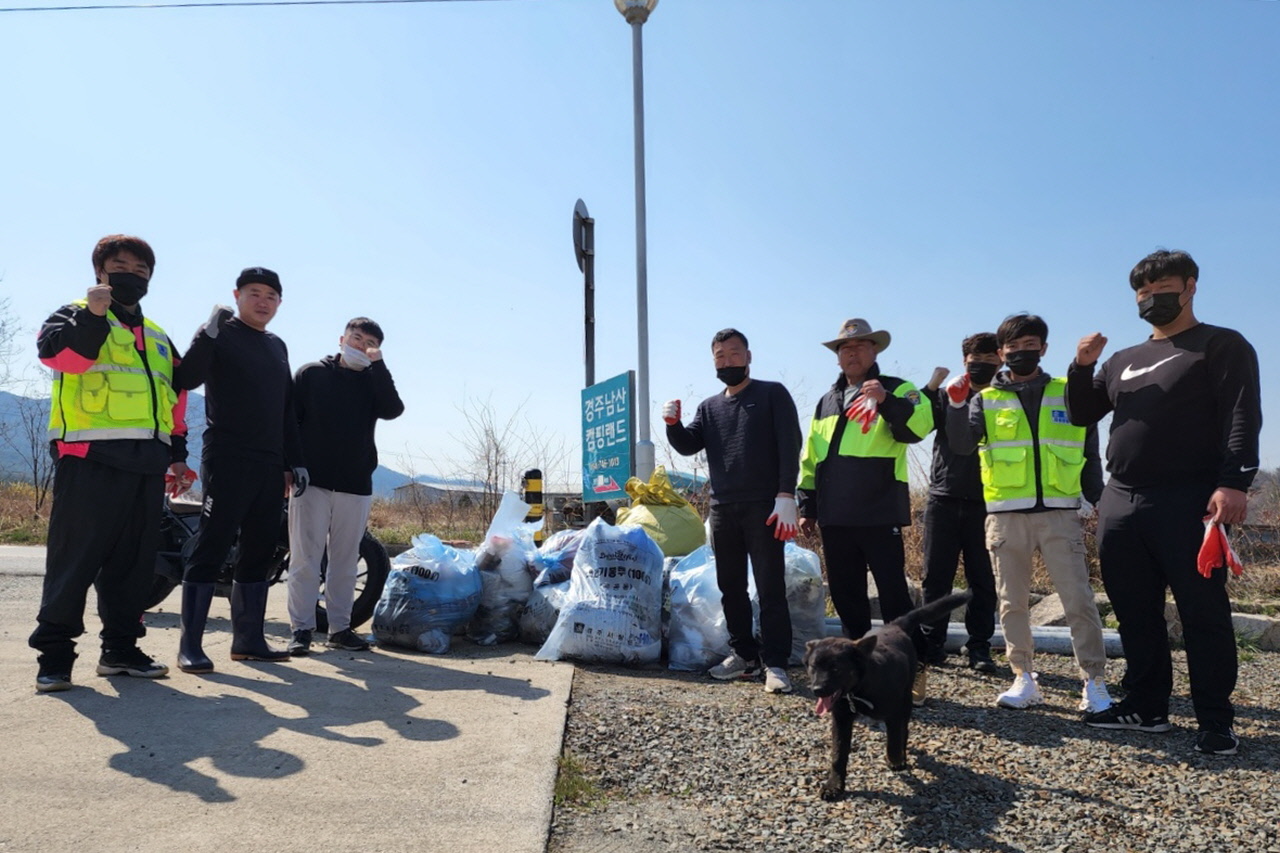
<box><xmin>1</xmin><ymin>0</ymin><xmax>1276</xmax><ymax>490</ymax></box>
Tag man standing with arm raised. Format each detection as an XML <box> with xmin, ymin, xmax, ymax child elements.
<box><xmin>664</xmin><ymin>328</ymin><xmax>803</xmax><ymax>695</ymax></box>
<box><xmin>1067</xmin><ymin>250</ymin><xmax>1262</xmax><ymax>755</ymax></box>
<box><xmin>174</xmin><ymin>267</ymin><xmax>306</xmax><ymax>672</ymax></box>
<box><xmin>797</xmin><ymin>318</ymin><xmax>935</xmax><ymax>704</ymax></box>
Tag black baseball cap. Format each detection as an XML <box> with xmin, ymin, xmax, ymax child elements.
<box><xmin>235</xmin><ymin>266</ymin><xmax>282</xmax><ymax>295</ymax></box>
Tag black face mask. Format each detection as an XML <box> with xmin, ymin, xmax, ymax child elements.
<box><xmin>716</xmin><ymin>365</ymin><xmax>748</xmax><ymax>387</ymax></box>
<box><xmin>1004</xmin><ymin>350</ymin><xmax>1041</xmax><ymax>377</ymax></box>
<box><xmin>965</xmin><ymin>361</ymin><xmax>998</xmax><ymax>386</ymax></box>
<box><xmin>107</xmin><ymin>271</ymin><xmax>149</xmax><ymax>305</ymax></box>
<box><xmin>1137</xmin><ymin>291</ymin><xmax>1185</xmax><ymax>327</ymax></box>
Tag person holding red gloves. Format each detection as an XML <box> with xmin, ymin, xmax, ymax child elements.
<box><xmin>797</xmin><ymin>318</ymin><xmax>935</xmax><ymax>703</ymax></box>
<box><xmin>917</xmin><ymin>333</ymin><xmax>1002</xmax><ymax>673</ymax></box>
<box><xmin>664</xmin><ymin>328</ymin><xmax>803</xmax><ymax>695</ymax></box>
<box><xmin>1066</xmin><ymin>250</ymin><xmax>1262</xmax><ymax>756</ymax></box>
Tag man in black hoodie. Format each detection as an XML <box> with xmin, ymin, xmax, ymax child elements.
<box><xmin>286</xmin><ymin>317</ymin><xmax>404</xmax><ymax>655</ymax></box>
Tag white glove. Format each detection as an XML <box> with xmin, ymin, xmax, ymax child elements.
<box><xmin>203</xmin><ymin>305</ymin><xmax>234</xmax><ymax>339</ymax></box>
<box><xmin>662</xmin><ymin>400</ymin><xmax>681</xmax><ymax>425</ymax></box>
<box><xmin>291</xmin><ymin>466</ymin><xmax>310</xmax><ymax>498</ymax></box>
<box><xmin>1078</xmin><ymin>498</ymin><xmax>1095</xmax><ymax>519</ymax></box>
<box><xmin>766</xmin><ymin>496</ymin><xmax>798</xmax><ymax>541</ymax></box>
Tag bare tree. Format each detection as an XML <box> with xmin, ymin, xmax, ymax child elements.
<box><xmin>0</xmin><ymin>387</ymin><xmax>54</xmax><ymax>515</ymax></box>
<box><xmin>452</xmin><ymin>396</ymin><xmax>574</xmax><ymax>523</ymax></box>
<box><xmin>0</xmin><ymin>297</ymin><xmax>15</xmax><ymax>390</ymax></box>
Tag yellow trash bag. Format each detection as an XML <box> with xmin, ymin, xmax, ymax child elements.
<box><xmin>616</xmin><ymin>466</ymin><xmax>707</xmax><ymax>557</ymax></box>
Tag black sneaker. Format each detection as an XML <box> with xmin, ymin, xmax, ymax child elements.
<box><xmin>1083</xmin><ymin>701</ymin><xmax>1172</xmax><ymax>732</ymax></box>
<box><xmin>96</xmin><ymin>647</ymin><xmax>169</xmax><ymax>679</ymax></box>
<box><xmin>288</xmin><ymin>629</ymin><xmax>313</xmax><ymax>657</ymax></box>
<box><xmin>326</xmin><ymin>629</ymin><xmax>370</xmax><ymax>651</ymax></box>
<box><xmin>36</xmin><ymin>671</ymin><xmax>73</xmax><ymax>693</ymax></box>
<box><xmin>967</xmin><ymin>651</ymin><xmax>997</xmax><ymax>673</ymax></box>
<box><xmin>1194</xmin><ymin>727</ymin><xmax>1239</xmax><ymax>756</ymax></box>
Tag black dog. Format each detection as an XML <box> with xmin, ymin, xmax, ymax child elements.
<box><xmin>804</xmin><ymin>592</ymin><xmax>972</xmax><ymax>798</ymax></box>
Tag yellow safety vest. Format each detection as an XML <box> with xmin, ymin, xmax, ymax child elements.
<box><xmin>47</xmin><ymin>302</ymin><xmax>177</xmax><ymax>445</ymax></box>
<box><xmin>978</xmin><ymin>377</ymin><xmax>1084</xmax><ymax>512</ymax></box>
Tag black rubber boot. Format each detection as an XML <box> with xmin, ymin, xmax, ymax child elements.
<box><xmin>229</xmin><ymin>581</ymin><xmax>290</xmax><ymax>662</ymax></box>
<box><xmin>177</xmin><ymin>582</ymin><xmax>216</xmax><ymax>673</ymax></box>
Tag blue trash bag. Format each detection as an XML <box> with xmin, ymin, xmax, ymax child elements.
<box><xmin>373</xmin><ymin>534</ymin><xmax>482</xmax><ymax>654</ymax></box>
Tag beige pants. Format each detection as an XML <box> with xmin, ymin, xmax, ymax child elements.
<box><xmin>985</xmin><ymin>510</ymin><xmax>1106</xmax><ymax>679</ymax></box>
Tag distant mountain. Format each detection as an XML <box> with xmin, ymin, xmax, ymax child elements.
<box><xmin>0</xmin><ymin>389</ymin><xmax>414</xmax><ymax>498</ymax></box>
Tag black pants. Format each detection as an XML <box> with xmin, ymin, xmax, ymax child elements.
<box><xmin>1098</xmin><ymin>481</ymin><xmax>1236</xmax><ymax>729</ymax></box>
<box><xmin>920</xmin><ymin>496</ymin><xmax>997</xmax><ymax>654</ymax></box>
<box><xmin>708</xmin><ymin>499</ymin><xmax>792</xmax><ymax>669</ymax></box>
<box><xmin>820</xmin><ymin>524</ymin><xmax>921</xmax><ymax>655</ymax></box>
<box><xmin>29</xmin><ymin>455</ymin><xmax>164</xmax><ymax>664</ymax></box>
<box><xmin>184</xmin><ymin>457</ymin><xmax>283</xmax><ymax>584</ymax></box>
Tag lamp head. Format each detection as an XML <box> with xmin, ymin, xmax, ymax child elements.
<box><xmin>615</xmin><ymin>0</ymin><xmax>657</xmax><ymax>24</ymax></box>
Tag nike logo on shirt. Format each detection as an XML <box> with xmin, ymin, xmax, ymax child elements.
<box><xmin>1241</xmin><ymin>465</ymin><xmax>1259</xmax><ymax>473</ymax></box>
<box><xmin>1119</xmin><ymin>353</ymin><xmax>1183</xmax><ymax>381</ymax></box>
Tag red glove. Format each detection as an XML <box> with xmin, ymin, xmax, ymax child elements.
<box><xmin>662</xmin><ymin>399</ymin><xmax>681</xmax><ymax>426</ymax></box>
<box><xmin>165</xmin><ymin>467</ymin><xmax>198</xmax><ymax>498</ymax></box>
<box><xmin>945</xmin><ymin>373</ymin><xmax>972</xmax><ymax>407</ymax></box>
<box><xmin>1197</xmin><ymin>519</ymin><xmax>1244</xmax><ymax>578</ymax></box>
<box><xmin>845</xmin><ymin>395</ymin><xmax>878</xmax><ymax>434</ymax></box>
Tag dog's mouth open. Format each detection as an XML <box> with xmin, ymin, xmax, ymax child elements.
<box><xmin>813</xmin><ymin>690</ymin><xmax>842</xmax><ymax>716</ymax></box>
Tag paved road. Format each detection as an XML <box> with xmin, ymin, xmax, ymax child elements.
<box><xmin>0</xmin><ymin>547</ymin><xmax>573</xmax><ymax>853</ymax></box>
<box><xmin>0</xmin><ymin>544</ymin><xmax>45</xmax><ymax>575</ymax></box>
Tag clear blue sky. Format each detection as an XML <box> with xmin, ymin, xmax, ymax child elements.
<box><xmin>2</xmin><ymin>0</ymin><xmax>1276</xmax><ymax>490</ymax></box>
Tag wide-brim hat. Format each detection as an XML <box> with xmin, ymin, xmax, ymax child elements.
<box><xmin>823</xmin><ymin>318</ymin><xmax>891</xmax><ymax>353</ymax></box>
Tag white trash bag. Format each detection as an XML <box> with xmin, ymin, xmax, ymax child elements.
<box><xmin>535</xmin><ymin>517</ymin><xmax>665</xmax><ymax>664</ymax></box>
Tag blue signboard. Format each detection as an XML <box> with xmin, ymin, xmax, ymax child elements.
<box><xmin>581</xmin><ymin>371</ymin><xmax>635</xmax><ymax>502</ymax></box>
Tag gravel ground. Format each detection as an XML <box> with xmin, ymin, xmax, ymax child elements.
<box><xmin>547</xmin><ymin>649</ymin><xmax>1280</xmax><ymax>853</ymax></box>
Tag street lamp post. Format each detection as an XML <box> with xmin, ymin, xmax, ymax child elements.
<box><xmin>615</xmin><ymin>0</ymin><xmax>657</xmax><ymax>483</ymax></box>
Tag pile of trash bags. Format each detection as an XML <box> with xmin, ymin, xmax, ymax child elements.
<box><xmin>373</xmin><ymin>478</ymin><xmax>827</xmax><ymax>667</ymax></box>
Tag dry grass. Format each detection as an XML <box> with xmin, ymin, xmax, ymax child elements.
<box><xmin>0</xmin><ymin>481</ymin><xmax>49</xmax><ymax>544</ymax></box>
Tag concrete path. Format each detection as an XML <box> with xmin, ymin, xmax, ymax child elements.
<box><xmin>0</xmin><ymin>550</ymin><xmax>573</xmax><ymax>853</ymax></box>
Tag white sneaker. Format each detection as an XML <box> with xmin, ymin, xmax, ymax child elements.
<box><xmin>996</xmin><ymin>671</ymin><xmax>1044</xmax><ymax>709</ymax></box>
<box><xmin>763</xmin><ymin>667</ymin><xmax>792</xmax><ymax>694</ymax></box>
<box><xmin>1079</xmin><ymin>676</ymin><xmax>1113</xmax><ymax>713</ymax></box>
<box><xmin>708</xmin><ymin>653</ymin><xmax>760</xmax><ymax>681</ymax></box>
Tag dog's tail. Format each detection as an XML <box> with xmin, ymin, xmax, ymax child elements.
<box><xmin>890</xmin><ymin>591</ymin><xmax>973</xmax><ymax>633</ymax></box>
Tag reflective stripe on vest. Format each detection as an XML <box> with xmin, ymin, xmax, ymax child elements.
<box><xmin>977</xmin><ymin>379</ymin><xmax>1085</xmax><ymax>512</ymax></box>
<box><xmin>47</xmin><ymin>302</ymin><xmax>176</xmax><ymax>445</ymax></box>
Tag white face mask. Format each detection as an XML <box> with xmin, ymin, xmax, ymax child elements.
<box><xmin>341</xmin><ymin>343</ymin><xmax>372</xmax><ymax>370</ymax></box>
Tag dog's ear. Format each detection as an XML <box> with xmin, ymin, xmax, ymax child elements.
<box><xmin>853</xmin><ymin>634</ymin><xmax>878</xmax><ymax>656</ymax></box>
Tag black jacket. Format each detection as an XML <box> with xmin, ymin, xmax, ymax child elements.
<box><xmin>294</xmin><ymin>355</ymin><xmax>405</xmax><ymax>495</ymax></box>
